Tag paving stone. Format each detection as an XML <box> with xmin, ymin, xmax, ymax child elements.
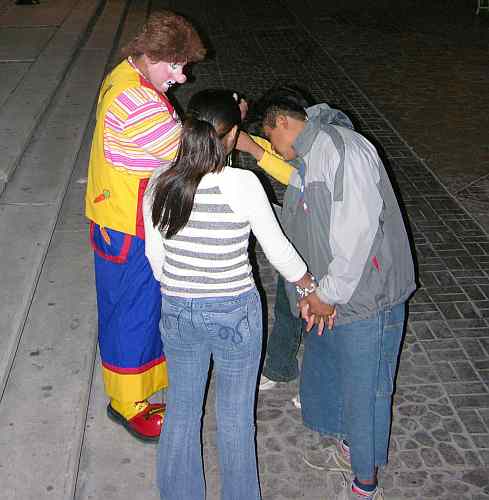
<box><xmin>453</xmin><ymin>434</ymin><xmax>473</xmax><ymax>450</ymax></box>
<box><xmin>462</xmin><ymin>469</ymin><xmax>489</xmax><ymax>489</ymax></box>
<box><xmin>465</xmin><ymin>450</ymin><xmax>483</xmax><ymax>468</ymax></box>
<box><xmin>480</xmin><ymin>410</ymin><xmax>489</xmax><ymax>429</ymax></box>
<box><xmin>472</xmin><ymin>435</ymin><xmax>489</xmax><ymax>449</ymax></box>
<box><xmin>445</xmin><ymin>382</ymin><xmax>488</xmax><ymax>395</ymax></box>
<box><xmin>4</xmin><ymin>0</ymin><xmax>489</xmax><ymax>499</ymax></box>
<box><xmin>419</xmin><ymin>447</ymin><xmax>442</xmax><ymax>467</ymax></box>
<box><xmin>475</xmin><ymin>360</ymin><xmax>489</xmax><ymax>372</ymax></box>
<box><xmin>432</xmin><ymin>428</ymin><xmax>452</xmax><ymax>442</ymax></box>
<box><xmin>399</xmin><ymin>450</ymin><xmax>423</xmax><ymax>469</ymax></box>
<box><xmin>437</xmin><ymin>443</ymin><xmax>465</xmax><ymax>466</ymax></box>
<box><xmin>443</xmin><ymin>417</ymin><xmax>464</xmax><ymax>433</ymax></box>
<box><xmin>480</xmin><ymin>338</ymin><xmax>489</xmax><ymax>356</ymax></box>
<box><xmin>460</xmin><ymin>339</ymin><xmax>489</xmax><ymax>360</ymax></box>
<box><xmin>452</xmin><ymin>362</ymin><xmax>480</xmax><ymax>381</ymax></box>
<box><xmin>423</xmin><ymin>339</ymin><xmax>460</xmax><ymax>351</ymax></box>
<box><xmin>450</xmin><ymin>395</ymin><xmax>489</xmax><ymax>409</ymax></box>
<box><xmin>413</xmin><ymin>431</ymin><xmax>435</xmax><ymax>447</ymax></box>
<box><xmin>433</xmin><ymin>362</ymin><xmax>459</xmax><ymax>383</ymax></box>
<box><xmin>460</xmin><ymin>410</ymin><xmax>489</xmax><ymax>434</ymax></box>
<box><xmin>428</xmin><ymin>320</ymin><xmax>454</xmax><ymax>339</ymax></box>
<box><xmin>428</xmin><ymin>349</ymin><xmax>468</xmax><ymax>363</ymax></box>
<box><xmin>395</xmin><ymin>470</ymin><xmax>428</xmax><ymax>488</ymax></box>
<box><xmin>481</xmin><ymin>450</ymin><xmax>489</xmax><ymax>466</ymax></box>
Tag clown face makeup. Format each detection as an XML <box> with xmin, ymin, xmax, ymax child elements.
<box><xmin>144</xmin><ymin>58</ymin><xmax>187</xmax><ymax>93</ymax></box>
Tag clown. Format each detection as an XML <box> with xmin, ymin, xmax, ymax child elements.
<box><xmin>85</xmin><ymin>10</ymin><xmax>206</xmax><ymax>441</ymax></box>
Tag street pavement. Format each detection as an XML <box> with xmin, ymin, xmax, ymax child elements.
<box><xmin>0</xmin><ymin>0</ymin><xmax>488</xmax><ymax>499</ymax></box>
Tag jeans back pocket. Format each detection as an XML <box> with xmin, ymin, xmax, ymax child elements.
<box><xmin>160</xmin><ymin>299</ymin><xmax>187</xmax><ymax>342</ymax></box>
<box><xmin>201</xmin><ymin>307</ymin><xmax>250</xmax><ymax>347</ymax></box>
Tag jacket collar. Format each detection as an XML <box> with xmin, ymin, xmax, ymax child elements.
<box><xmin>293</xmin><ymin>104</ymin><xmax>354</xmax><ymax>157</ymax></box>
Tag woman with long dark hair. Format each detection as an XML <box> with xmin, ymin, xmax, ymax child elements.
<box><xmin>143</xmin><ymin>89</ymin><xmax>315</xmax><ymax>500</ymax></box>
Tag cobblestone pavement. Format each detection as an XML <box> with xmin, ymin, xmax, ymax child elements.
<box><xmin>285</xmin><ymin>0</ymin><xmax>489</xmax><ymax>234</ymax></box>
<box><xmin>163</xmin><ymin>1</ymin><xmax>489</xmax><ymax>498</ymax></box>
<box><xmin>1</xmin><ymin>0</ymin><xmax>488</xmax><ymax>498</ymax></box>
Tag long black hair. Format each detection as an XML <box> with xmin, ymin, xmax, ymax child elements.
<box><xmin>151</xmin><ymin>89</ymin><xmax>241</xmax><ymax>238</ymax></box>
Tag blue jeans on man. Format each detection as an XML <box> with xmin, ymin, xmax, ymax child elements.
<box><xmin>157</xmin><ymin>288</ymin><xmax>262</xmax><ymax>500</ymax></box>
<box><xmin>262</xmin><ymin>275</ymin><xmax>303</xmax><ymax>382</ymax></box>
<box><xmin>264</xmin><ymin>275</ymin><xmax>406</xmax><ymax>481</ymax></box>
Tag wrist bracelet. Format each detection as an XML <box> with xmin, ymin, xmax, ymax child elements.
<box><xmin>296</xmin><ymin>274</ymin><xmax>318</xmax><ymax>299</ymax></box>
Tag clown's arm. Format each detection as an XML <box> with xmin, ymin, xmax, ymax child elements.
<box><xmin>236</xmin><ymin>132</ymin><xmax>293</xmax><ymax>186</ymax></box>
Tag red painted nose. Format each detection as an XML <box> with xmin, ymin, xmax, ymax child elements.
<box><xmin>175</xmin><ymin>73</ymin><xmax>186</xmax><ymax>84</ymax></box>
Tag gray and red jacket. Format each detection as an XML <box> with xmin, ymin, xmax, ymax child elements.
<box><xmin>282</xmin><ymin>104</ymin><xmax>416</xmax><ymax>324</ymax></box>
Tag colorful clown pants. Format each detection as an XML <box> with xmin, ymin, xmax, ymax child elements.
<box><xmin>90</xmin><ymin>222</ymin><xmax>168</xmax><ymax>403</ymax></box>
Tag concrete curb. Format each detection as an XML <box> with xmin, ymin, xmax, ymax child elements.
<box><xmin>0</xmin><ymin>1</ymin><xmax>132</xmax><ymax>498</ymax></box>
<box><xmin>0</xmin><ymin>0</ymin><xmax>104</xmax><ymax>195</ymax></box>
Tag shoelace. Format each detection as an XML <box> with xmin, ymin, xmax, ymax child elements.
<box><xmin>336</xmin><ymin>473</ymin><xmax>384</xmax><ymax>500</ymax></box>
<box><xmin>322</xmin><ymin>447</ymin><xmax>350</xmax><ymax>472</ymax></box>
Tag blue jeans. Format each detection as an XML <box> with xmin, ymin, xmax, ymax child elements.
<box><xmin>301</xmin><ymin>303</ymin><xmax>406</xmax><ymax>481</ymax></box>
<box><xmin>263</xmin><ymin>275</ymin><xmax>303</xmax><ymax>382</ymax></box>
<box><xmin>156</xmin><ymin>288</ymin><xmax>262</xmax><ymax>500</ymax></box>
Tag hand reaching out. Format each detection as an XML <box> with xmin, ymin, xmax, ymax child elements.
<box><xmin>232</xmin><ymin>93</ymin><xmax>248</xmax><ymax>121</ymax></box>
<box><xmin>238</xmin><ymin>98</ymin><xmax>248</xmax><ymax>121</ymax></box>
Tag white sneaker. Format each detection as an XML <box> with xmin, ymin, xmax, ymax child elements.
<box><xmin>335</xmin><ymin>475</ymin><xmax>384</xmax><ymax>500</ymax></box>
<box><xmin>291</xmin><ymin>393</ymin><xmax>301</xmax><ymax>409</ymax></box>
<box><xmin>304</xmin><ymin>440</ymin><xmax>350</xmax><ymax>472</ymax></box>
<box><xmin>259</xmin><ymin>375</ymin><xmax>277</xmax><ymax>390</ymax></box>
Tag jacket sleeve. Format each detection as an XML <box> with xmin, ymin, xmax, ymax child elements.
<box><xmin>316</xmin><ymin>142</ymin><xmax>383</xmax><ymax>305</ymax></box>
<box><xmin>250</xmin><ymin>135</ymin><xmax>294</xmax><ymax>186</ymax></box>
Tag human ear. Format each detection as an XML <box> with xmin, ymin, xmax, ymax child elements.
<box><xmin>143</xmin><ymin>54</ymin><xmax>156</xmax><ymax>66</ymax></box>
<box><xmin>229</xmin><ymin>124</ymin><xmax>239</xmax><ymax>137</ymax></box>
<box><xmin>223</xmin><ymin>125</ymin><xmax>239</xmax><ymax>153</ymax></box>
<box><xmin>276</xmin><ymin>114</ymin><xmax>288</xmax><ymax>129</ymax></box>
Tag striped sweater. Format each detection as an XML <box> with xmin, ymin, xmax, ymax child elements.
<box><xmin>103</xmin><ymin>58</ymin><xmax>181</xmax><ymax>174</ymax></box>
<box><xmin>143</xmin><ymin>167</ymin><xmax>307</xmax><ymax>298</ymax></box>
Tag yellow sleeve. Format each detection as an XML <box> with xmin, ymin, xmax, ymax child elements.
<box><xmin>250</xmin><ymin>135</ymin><xmax>294</xmax><ymax>186</ymax></box>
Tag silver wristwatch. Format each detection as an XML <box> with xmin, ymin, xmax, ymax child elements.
<box><xmin>296</xmin><ymin>274</ymin><xmax>318</xmax><ymax>299</ymax></box>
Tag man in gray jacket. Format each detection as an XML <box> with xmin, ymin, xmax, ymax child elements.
<box><xmin>256</xmin><ymin>87</ymin><xmax>416</xmax><ymax>500</ymax></box>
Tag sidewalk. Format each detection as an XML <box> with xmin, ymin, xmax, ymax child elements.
<box><xmin>0</xmin><ymin>0</ymin><xmax>488</xmax><ymax>499</ymax></box>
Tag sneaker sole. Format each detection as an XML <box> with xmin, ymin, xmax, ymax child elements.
<box><xmin>303</xmin><ymin>455</ymin><xmax>327</xmax><ymax>471</ymax></box>
<box><xmin>303</xmin><ymin>451</ymin><xmax>351</xmax><ymax>473</ymax></box>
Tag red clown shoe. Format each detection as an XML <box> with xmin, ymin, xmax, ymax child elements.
<box><xmin>107</xmin><ymin>402</ymin><xmax>165</xmax><ymax>442</ymax></box>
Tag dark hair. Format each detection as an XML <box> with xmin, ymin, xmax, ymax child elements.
<box><xmin>246</xmin><ymin>85</ymin><xmax>313</xmax><ymax>132</ymax></box>
<box><xmin>151</xmin><ymin>89</ymin><xmax>241</xmax><ymax>238</ymax></box>
<box><xmin>122</xmin><ymin>10</ymin><xmax>206</xmax><ymax>63</ymax></box>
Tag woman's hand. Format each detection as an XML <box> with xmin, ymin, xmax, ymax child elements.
<box><xmin>238</xmin><ymin>98</ymin><xmax>248</xmax><ymax>121</ymax></box>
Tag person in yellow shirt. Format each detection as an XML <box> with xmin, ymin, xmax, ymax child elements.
<box><xmin>85</xmin><ymin>11</ymin><xmax>205</xmax><ymax>441</ymax></box>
